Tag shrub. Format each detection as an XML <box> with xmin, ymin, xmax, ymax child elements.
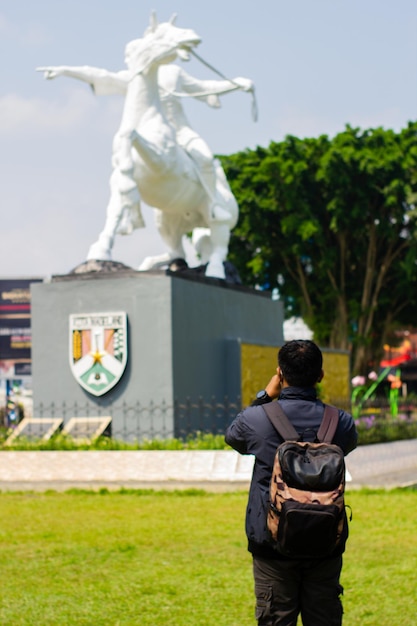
<box><xmin>355</xmin><ymin>415</ymin><xmax>417</xmax><ymax>445</ymax></box>
<box><xmin>0</xmin><ymin>430</ymin><xmax>230</xmax><ymax>451</ymax></box>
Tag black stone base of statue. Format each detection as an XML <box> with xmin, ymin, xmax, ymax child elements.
<box><xmin>166</xmin><ymin>258</ymin><xmax>242</xmax><ymax>285</ymax></box>
<box><xmin>57</xmin><ymin>257</ymin><xmax>242</xmax><ymax>286</ymax></box>
<box><xmin>70</xmin><ymin>259</ymin><xmax>136</xmax><ymax>275</ymax></box>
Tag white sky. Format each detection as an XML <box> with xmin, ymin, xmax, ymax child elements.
<box><xmin>1</xmin><ymin>0</ymin><xmax>416</xmax><ymax>278</ymax></box>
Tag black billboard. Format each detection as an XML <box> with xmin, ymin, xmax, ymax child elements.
<box><xmin>0</xmin><ymin>278</ymin><xmax>43</xmax><ymax>378</ymax></box>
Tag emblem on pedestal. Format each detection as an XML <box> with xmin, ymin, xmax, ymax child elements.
<box><xmin>69</xmin><ymin>312</ymin><xmax>127</xmax><ymax>396</ymax></box>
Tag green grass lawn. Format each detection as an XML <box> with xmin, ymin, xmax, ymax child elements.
<box><xmin>0</xmin><ymin>488</ymin><xmax>415</xmax><ymax>625</ymax></box>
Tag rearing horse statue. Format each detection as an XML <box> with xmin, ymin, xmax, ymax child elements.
<box><xmin>38</xmin><ymin>14</ymin><xmax>254</xmax><ymax>279</ymax></box>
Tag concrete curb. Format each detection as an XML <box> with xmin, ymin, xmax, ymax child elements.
<box><xmin>0</xmin><ymin>440</ymin><xmax>416</xmax><ymax>491</ymax></box>
<box><xmin>0</xmin><ymin>450</ymin><xmax>252</xmax><ymax>491</ymax></box>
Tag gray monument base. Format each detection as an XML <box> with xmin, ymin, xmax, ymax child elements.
<box><xmin>31</xmin><ymin>267</ymin><xmax>283</xmax><ymax>440</ymax></box>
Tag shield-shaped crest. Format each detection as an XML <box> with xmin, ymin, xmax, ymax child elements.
<box><xmin>69</xmin><ymin>312</ymin><xmax>128</xmax><ymax>396</ymax></box>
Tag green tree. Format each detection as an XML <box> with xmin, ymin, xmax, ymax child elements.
<box><xmin>220</xmin><ymin>122</ymin><xmax>417</xmax><ymax>373</ymax></box>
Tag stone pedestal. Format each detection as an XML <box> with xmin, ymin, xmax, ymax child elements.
<box><xmin>31</xmin><ymin>269</ymin><xmax>284</xmax><ymax>439</ymax></box>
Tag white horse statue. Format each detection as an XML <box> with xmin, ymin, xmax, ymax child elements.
<box><xmin>37</xmin><ymin>13</ymin><xmax>254</xmax><ymax>279</ymax></box>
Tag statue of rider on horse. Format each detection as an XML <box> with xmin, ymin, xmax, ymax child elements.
<box><xmin>37</xmin><ymin>12</ymin><xmax>255</xmax><ymax>280</ymax></box>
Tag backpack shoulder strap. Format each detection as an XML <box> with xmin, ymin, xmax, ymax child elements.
<box><xmin>262</xmin><ymin>401</ymin><xmax>300</xmax><ymax>441</ymax></box>
<box><xmin>316</xmin><ymin>404</ymin><xmax>339</xmax><ymax>443</ymax></box>
<box><xmin>263</xmin><ymin>401</ymin><xmax>340</xmax><ymax>443</ymax></box>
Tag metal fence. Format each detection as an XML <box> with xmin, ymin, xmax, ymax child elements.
<box><xmin>21</xmin><ymin>396</ymin><xmax>416</xmax><ymax>442</ymax></box>
<box><xmin>32</xmin><ymin>397</ymin><xmax>243</xmax><ymax>441</ymax></box>
<box><xmin>357</xmin><ymin>397</ymin><xmax>417</xmax><ymax>419</ymax></box>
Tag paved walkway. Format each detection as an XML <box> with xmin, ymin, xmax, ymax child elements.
<box><xmin>344</xmin><ymin>438</ymin><xmax>417</xmax><ymax>488</ymax></box>
<box><xmin>0</xmin><ymin>439</ymin><xmax>416</xmax><ymax>491</ymax></box>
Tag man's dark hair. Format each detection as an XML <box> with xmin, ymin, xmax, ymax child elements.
<box><xmin>278</xmin><ymin>340</ymin><xmax>323</xmax><ymax>387</ymax></box>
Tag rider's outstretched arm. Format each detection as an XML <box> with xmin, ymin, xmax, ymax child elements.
<box><xmin>36</xmin><ymin>66</ymin><xmax>129</xmax><ymax>96</ymax></box>
<box><xmin>177</xmin><ymin>66</ymin><xmax>253</xmax><ymax>103</ymax></box>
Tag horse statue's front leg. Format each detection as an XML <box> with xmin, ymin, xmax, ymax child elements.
<box><xmin>87</xmin><ymin>134</ymin><xmax>143</xmax><ymax>261</ymax></box>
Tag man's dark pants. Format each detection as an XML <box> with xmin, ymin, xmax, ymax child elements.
<box><xmin>253</xmin><ymin>554</ymin><xmax>344</xmax><ymax>625</ymax></box>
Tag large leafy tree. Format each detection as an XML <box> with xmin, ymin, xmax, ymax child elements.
<box><xmin>219</xmin><ymin>122</ymin><xmax>417</xmax><ymax>373</ymax></box>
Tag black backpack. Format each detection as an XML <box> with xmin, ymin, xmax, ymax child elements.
<box><xmin>262</xmin><ymin>402</ymin><xmax>347</xmax><ymax>558</ymax></box>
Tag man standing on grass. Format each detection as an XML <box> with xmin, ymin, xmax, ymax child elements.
<box><xmin>225</xmin><ymin>340</ymin><xmax>358</xmax><ymax>625</ymax></box>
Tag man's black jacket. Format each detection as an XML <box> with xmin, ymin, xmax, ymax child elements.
<box><xmin>225</xmin><ymin>386</ymin><xmax>358</xmax><ymax>559</ymax></box>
